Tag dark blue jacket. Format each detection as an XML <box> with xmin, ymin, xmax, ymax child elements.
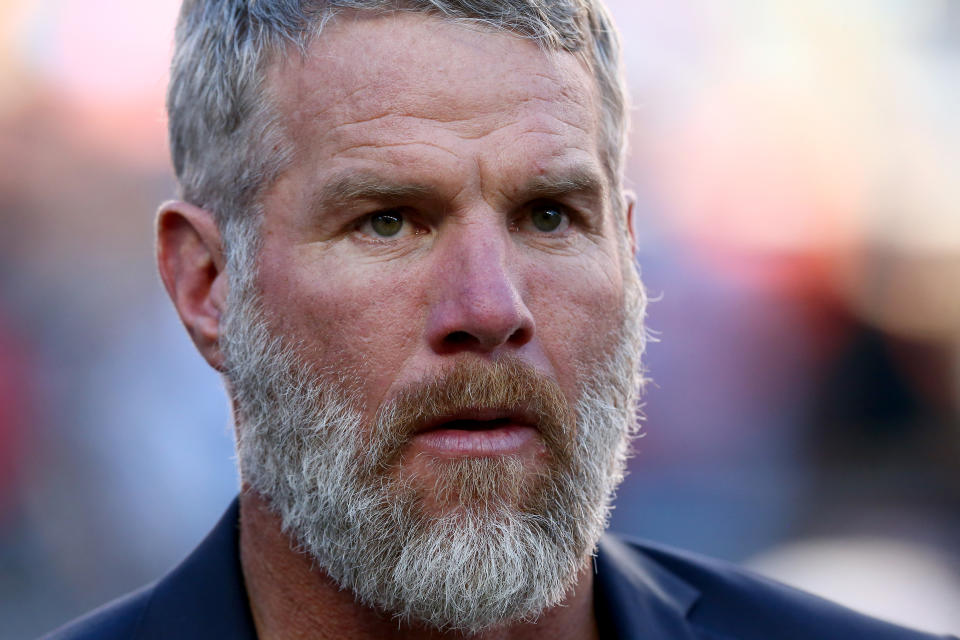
<box><xmin>44</xmin><ymin>499</ymin><xmax>956</xmax><ymax>639</ymax></box>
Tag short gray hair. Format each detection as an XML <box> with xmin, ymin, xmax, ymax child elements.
<box><xmin>167</xmin><ymin>0</ymin><xmax>628</xmax><ymax>235</ymax></box>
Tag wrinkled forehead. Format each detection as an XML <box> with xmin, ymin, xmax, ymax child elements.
<box><xmin>264</xmin><ymin>10</ymin><xmax>604</xmax><ymax>166</ymax></box>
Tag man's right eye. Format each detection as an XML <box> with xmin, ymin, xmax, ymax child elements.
<box><xmin>359</xmin><ymin>211</ymin><xmax>407</xmax><ymax>238</ymax></box>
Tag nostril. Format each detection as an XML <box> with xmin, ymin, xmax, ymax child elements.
<box><xmin>507</xmin><ymin>326</ymin><xmax>531</xmax><ymax>346</ymax></box>
<box><xmin>430</xmin><ymin>298</ymin><xmax>536</xmax><ymax>353</ymax></box>
<box><xmin>444</xmin><ymin>331</ymin><xmax>475</xmax><ymax>346</ymax></box>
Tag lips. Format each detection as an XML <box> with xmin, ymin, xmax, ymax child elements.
<box><xmin>375</xmin><ymin>358</ymin><xmax>571</xmax><ymax>459</ymax></box>
<box><xmin>410</xmin><ymin>408</ymin><xmax>541</xmax><ymax>456</ymax></box>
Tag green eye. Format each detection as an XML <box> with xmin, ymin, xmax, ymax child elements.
<box><xmin>369</xmin><ymin>212</ymin><xmax>404</xmax><ymax>237</ymax></box>
<box><xmin>530</xmin><ymin>205</ymin><xmax>565</xmax><ymax>232</ymax></box>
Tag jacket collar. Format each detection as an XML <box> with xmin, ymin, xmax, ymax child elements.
<box><xmin>134</xmin><ymin>497</ymin><xmax>257</xmax><ymax>640</ymax></box>
<box><xmin>594</xmin><ymin>535</ymin><xmax>702</xmax><ymax>640</ymax></box>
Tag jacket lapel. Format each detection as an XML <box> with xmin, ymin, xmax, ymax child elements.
<box><xmin>134</xmin><ymin>498</ymin><xmax>258</xmax><ymax>640</ymax></box>
<box><xmin>595</xmin><ymin>535</ymin><xmax>702</xmax><ymax>640</ymax></box>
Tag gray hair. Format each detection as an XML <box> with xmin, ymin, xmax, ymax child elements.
<box><xmin>167</xmin><ymin>0</ymin><xmax>629</xmax><ymax>238</ymax></box>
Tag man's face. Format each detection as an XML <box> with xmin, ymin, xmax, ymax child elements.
<box><xmin>224</xmin><ymin>11</ymin><xmax>644</xmax><ymax>633</ymax></box>
<box><xmin>257</xmin><ymin>11</ymin><xmax>630</xmax><ymax>489</ymax></box>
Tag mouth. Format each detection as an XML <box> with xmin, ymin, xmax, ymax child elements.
<box><xmin>410</xmin><ymin>408</ymin><xmax>540</xmax><ymax>457</ymax></box>
<box><xmin>417</xmin><ymin>407</ymin><xmax>533</xmax><ymax>433</ymax></box>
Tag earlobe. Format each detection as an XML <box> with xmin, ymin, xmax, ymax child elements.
<box><xmin>156</xmin><ymin>201</ymin><xmax>229</xmax><ymax>370</ymax></box>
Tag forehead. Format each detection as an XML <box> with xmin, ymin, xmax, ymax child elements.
<box><xmin>265</xmin><ymin>11</ymin><xmax>605</xmax><ymax>195</ymax></box>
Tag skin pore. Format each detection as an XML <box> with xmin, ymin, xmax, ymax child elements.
<box><xmin>157</xmin><ymin>10</ymin><xmax>639</xmax><ymax>640</ymax></box>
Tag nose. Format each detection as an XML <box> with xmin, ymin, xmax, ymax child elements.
<box><xmin>425</xmin><ymin>228</ymin><xmax>535</xmax><ymax>355</ymax></box>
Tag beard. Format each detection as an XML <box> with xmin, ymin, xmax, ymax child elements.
<box><xmin>220</xmin><ymin>222</ymin><xmax>647</xmax><ymax>634</ymax></box>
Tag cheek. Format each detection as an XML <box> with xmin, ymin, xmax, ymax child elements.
<box><xmin>524</xmin><ymin>251</ymin><xmax>626</xmax><ymax>393</ymax></box>
<box><xmin>256</xmin><ymin>251</ymin><xmax>426</xmax><ymax>400</ymax></box>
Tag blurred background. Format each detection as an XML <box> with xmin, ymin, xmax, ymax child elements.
<box><xmin>0</xmin><ymin>0</ymin><xmax>958</xmax><ymax>637</ymax></box>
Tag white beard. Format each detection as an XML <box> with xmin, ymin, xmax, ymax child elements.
<box><xmin>220</xmin><ymin>221</ymin><xmax>647</xmax><ymax>634</ymax></box>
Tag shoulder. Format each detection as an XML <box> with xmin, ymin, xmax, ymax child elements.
<box><xmin>39</xmin><ymin>584</ymin><xmax>155</xmax><ymax>640</ymax></box>
<box><xmin>600</xmin><ymin>535</ymin><xmax>955</xmax><ymax>640</ymax></box>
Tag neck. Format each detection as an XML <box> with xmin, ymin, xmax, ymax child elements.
<box><xmin>238</xmin><ymin>491</ymin><xmax>600</xmax><ymax>640</ymax></box>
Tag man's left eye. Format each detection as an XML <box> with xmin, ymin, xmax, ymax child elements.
<box><xmin>527</xmin><ymin>203</ymin><xmax>569</xmax><ymax>233</ymax></box>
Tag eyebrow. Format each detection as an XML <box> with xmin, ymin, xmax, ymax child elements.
<box><xmin>518</xmin><ymin>165</ymin><xmax>606</xmax><ymax>203</ymax></box>
<box><xmin>311</xmin><ymin>164</ymin><xmax>606</xmax><ymax>215</ymax></box>
<box><xmin>314</xmin><ymin>174</ymin><xmax>435</xmax><ymax>210</ymax></box>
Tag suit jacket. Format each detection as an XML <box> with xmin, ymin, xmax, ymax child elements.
<box><xmin>44</xmin><ymin>499</ymin><xmax>956</xmax><ymax>639</ymax></box>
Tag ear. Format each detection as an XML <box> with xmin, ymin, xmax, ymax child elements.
<box><xmin>623</xmin><ymin>190</ymin><xmax>638</xmax><ymax>257</ymax></box>
<box><xmin>156</xmin><ymin>201</ymin><xmax>230</xmax><ymax>371</ymax></box>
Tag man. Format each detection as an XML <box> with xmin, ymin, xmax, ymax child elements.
<box><xmin>46</xmin><ymin>1</ymin><xmax>954</xmax><ymax>639</ymax></box>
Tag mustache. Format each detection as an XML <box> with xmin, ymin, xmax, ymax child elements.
<box><xmin>367</xmin><ymin>357</ymin><xmax>574</xmax><ymax>466</ymax></box>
